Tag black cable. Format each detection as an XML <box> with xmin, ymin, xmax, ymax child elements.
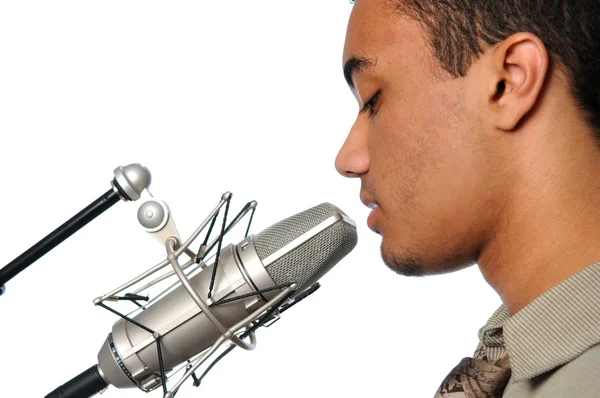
<box><xmin>208</xmin><ymin>196</ymin><xmax>231</xmax><ymax>299</ymax></box>
<box><xmin>185</xmin><ymin>360</ymin><xmax>201</xmax><ymax>386</ymax></box>
<box><xmin>223</xmin><ymin>201</ymin><xmax>251</xmax><ymax>238</ymax></box>
<box><xmin>156</xmin><ymin>338</ymin><xmax>168</xmax><ymax>397</ymax></box>
<box><xmin>121</xmin><ymin>293</ymin><xmax>149</xmax><ymax>302</ymax></box>
<box><xmin>195</xmin><ymin>320</ymin><xmax>263</xmax><ymax>387</ymax></box>
<box><xmin>203</xmin><ymin>200</ymin><xmax>254</xmax><ymax>260</ymax></box>
<box><xmin>96</xmin><ymin>302</ymin><xmax>154</xmax><ymax>335</ymax></box>
<box><xmin>203</xmin><ymin>212</ymin><xmax>219</xmax><ymax>247</ymax></box>
<box><xmin>211</xmin><ymin>283</ymin><xmax>293</xmax><ymax>307</ymax></box>
<box><xmin>195</xmin><ymin>284</ymin><xmax>321</xmax><ymax>387</ymax></box>
<box><xmin>193</xmin><ymin>345</ymin><xmax>235</xmax><ymax>387</ymax></box>
<box><xmin>195</xmin><ymin>212</ymin><xmax>219</xmax><ymax>264</ymax></box>
<box><xmin>244</xmin><ymin>206</ymin><xmax>256</xmax><ymax>238</ymax></box>
<box><xmin>96</xmin><ymin>302</ymin><xmax>170</xmax><ymax>394</ymax></box>
<box><xmin>195</xmin><ymin>291</ymin><xmax>297</xmax><ymax>387</ymax></box>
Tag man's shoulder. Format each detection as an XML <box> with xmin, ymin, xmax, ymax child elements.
<box><xmin>555</xmin><ymin>342</ymin><xmax>600</xmax><ymax>379</ymax></box>
<box><xmin>565</xmin><ymin>342</ymin><xmax>600</xmax><ymax>367</ymax></box>
<box><xmin>528</xmin><ymin>343</ymin><xmax>600</xmax><ymax>396</ymax></box>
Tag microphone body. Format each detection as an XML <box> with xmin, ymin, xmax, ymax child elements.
<box><xmin>97</xmin><ymin>236</ymin><xmax>282</xmax><ymax>391</ymax></box>
<box><xmin>45</xmin><ymin>202</ymin><xmax>357</xmax><ymax>397</ymax></box>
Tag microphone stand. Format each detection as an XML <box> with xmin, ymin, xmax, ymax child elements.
<box><xmin>0</xmin><ymin>164</ymin><xmax>151</xmax><ymax>296</ymax></box>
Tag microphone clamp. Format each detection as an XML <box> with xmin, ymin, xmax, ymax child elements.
<box><xmin>112</xmin><ymin>163</ymin><xmax>152</xmax><ymax>202</ymax></box>
<box><xmin>0</xmin><ymin>163</ymin><xmax>152</xmax><ymax>297</ymax></box>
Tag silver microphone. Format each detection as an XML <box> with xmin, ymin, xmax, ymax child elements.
<box><xmin>46</xmin><ymin>201</ymin><xmax>357</xmax><ymax>398</ymax></box>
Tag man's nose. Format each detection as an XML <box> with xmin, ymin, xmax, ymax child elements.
<box><xmin>335</xmin><ymin>120</ymin><xmax>370</xmax><ymax>178</ymax></box>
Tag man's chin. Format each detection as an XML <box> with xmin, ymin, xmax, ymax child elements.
<box><xmin>381</xmin><ymin>244</ymin><xmax>477</xmax><ymax>277</ymax></box>
<box><xmin>381</xmin><ymin>248</ymin><xmax>426</xmax><ymax>277</ymax></box>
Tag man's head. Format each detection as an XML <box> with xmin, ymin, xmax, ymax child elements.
<box><xmin>336</xmin><ymin>0</ymin><xmax>600</xmax><ymax>277</ymax></box>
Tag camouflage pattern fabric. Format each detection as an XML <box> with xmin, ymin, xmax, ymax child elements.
<box><xmin>434</xmin><ymin>344</ymin><xmax>511</xmax><ymax>398</ymax></box>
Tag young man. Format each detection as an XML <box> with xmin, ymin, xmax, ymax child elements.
<box><xmin>335</xmin><ymin>1</ymin><xmax>600</xmax><ymax>396</ymax></box>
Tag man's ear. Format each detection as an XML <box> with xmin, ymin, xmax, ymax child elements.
<box><xmin>487</xmin><ymin>32</ymin><xmax>549</xmax><ymax>131</ymax></box>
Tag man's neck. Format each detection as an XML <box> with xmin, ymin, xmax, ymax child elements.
<box><xmin>477</xmin><ymin>126</ymin><xmax>600</xmax><ymax>316</ymax></box>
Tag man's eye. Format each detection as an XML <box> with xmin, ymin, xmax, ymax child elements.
<box><xmin>360</xmin><ymin>91</ymin><xmax>381</xmax><ymax>116</ymax></box>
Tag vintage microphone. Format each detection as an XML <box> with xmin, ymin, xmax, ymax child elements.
<box><xmin>0</xmin><ymin>163</ymin><xmax>151</xmax><ymax>296</ymax></box>
<box><xmin>45</xmin><ymin>195</ymin><xmax>358</xmax><ymax>398</ymax></box>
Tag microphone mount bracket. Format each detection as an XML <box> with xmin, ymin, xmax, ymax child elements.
<box><xmin>0</xmin><ymin>163</ymin><xmax>151</xmax><ymax>297</ymax></box>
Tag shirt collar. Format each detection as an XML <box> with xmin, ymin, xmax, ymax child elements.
<box><xmin>478</xmin><ymin>261</ymin><xmax>600</xmax><ymax>381</ymax></box>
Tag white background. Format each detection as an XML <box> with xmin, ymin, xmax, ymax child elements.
<box><xmin>0</xmin><ymin>2</ymin><xmax>501</xmax><ymax>397</ymax></box>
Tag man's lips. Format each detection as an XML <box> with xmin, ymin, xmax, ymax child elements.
<box><xmin>360</xmin><ymin>195</ymin><xmax>379</xmax><ymax>209</ymax></box>
<box><xmin>360</xmin><ymin>194</ymin><xmax>381</xmax><ymax>232</ymax></box>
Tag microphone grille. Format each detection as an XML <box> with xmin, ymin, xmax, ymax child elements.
<box><xmin>254</xmin><ymin>203</ymin><xmax>342</xmax><ymax>259</ymax></box>
<box><xmin>254</xmin><ymin>203</ymin><xmax>357</xmax><ymax>291</ymax></box>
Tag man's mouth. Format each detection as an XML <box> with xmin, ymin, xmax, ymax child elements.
<box><xmin>360</xmin><ymin>194</ymin><xmax>379</xmax><ymax>210</ymax></box>
<box><xmin>360</xmin><ymin>194</ymin><xmax>381</xmax><ymax>232</ymax></box>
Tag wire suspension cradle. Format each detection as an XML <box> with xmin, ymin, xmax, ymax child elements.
<box><xmin>93</xmin><ymin>192</ymin><xmax>304</xmax><ymax>397</ymax></box>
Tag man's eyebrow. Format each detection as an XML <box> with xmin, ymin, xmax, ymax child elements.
<box><xmin>343</xmin><ymin>56</ymin><xmax>375</xmax><ymax>90</ymax></box>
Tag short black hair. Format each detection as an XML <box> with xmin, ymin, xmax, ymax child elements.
<box><xmin>392</xmin><ymin>1</ymin><xmax>600</xmax><ymax>142</ymax></box>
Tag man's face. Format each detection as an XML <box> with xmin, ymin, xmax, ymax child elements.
<box><xmin>336</xmin><ymin>0</ymin><xmax>503</xmax><ymax>276</ymax></box>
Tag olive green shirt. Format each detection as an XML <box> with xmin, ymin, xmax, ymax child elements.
<box><xmin>478</xmin><ymin>261</ymin><xmax>600</xmax><ymax>397</ymax></box>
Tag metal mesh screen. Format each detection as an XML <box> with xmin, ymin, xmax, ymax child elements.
<box><xmin>254</xmin><ymin>203</ymin><xmax>344</xmax><ymax>260</ymax></box>
<box><xmin>254</xmin><ymin>203</ymin><xmax>358</xmax><ymax>292</ymax></box>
